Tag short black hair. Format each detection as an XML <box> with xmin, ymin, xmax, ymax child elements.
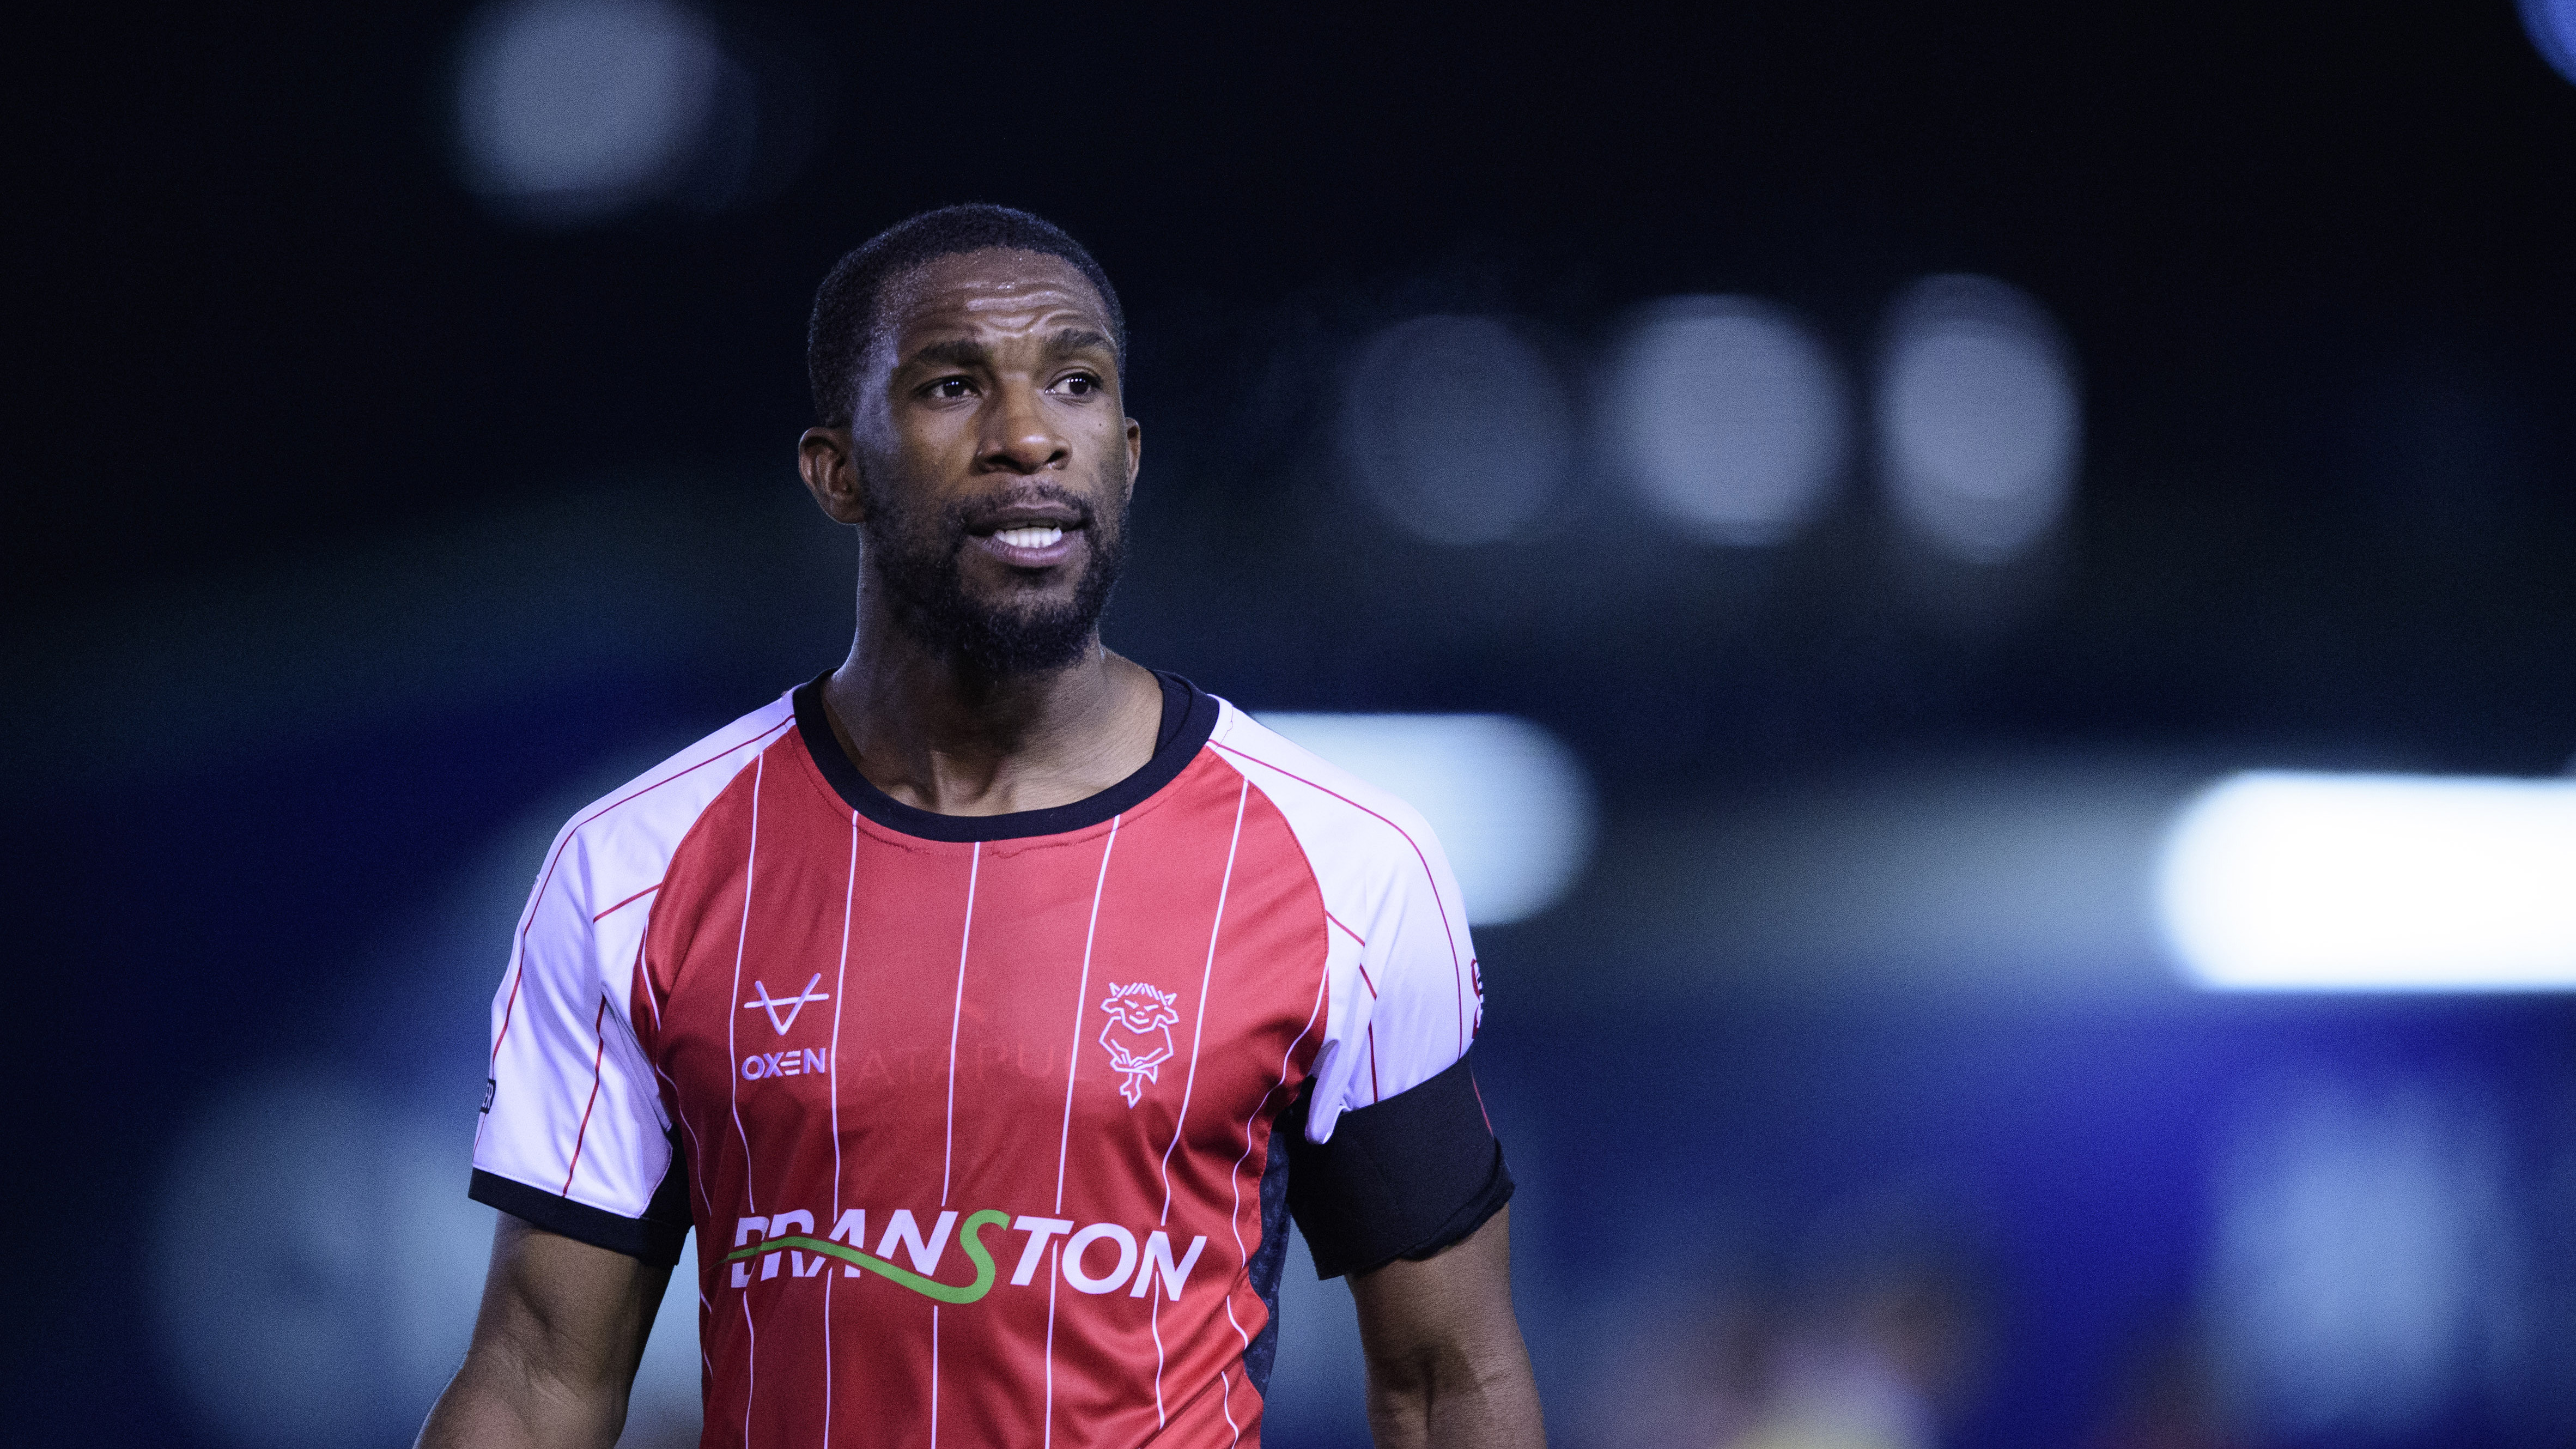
<box><xmin>806</xmin><ymin>203</ymin><xmax>1126</xmax><ymax>427</ymax></box>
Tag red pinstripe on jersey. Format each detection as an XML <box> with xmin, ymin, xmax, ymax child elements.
<box><xmin>562</xmin><ymin>996</ymin><xmax>611</xmax><ymax>1193</ymax></box>
<box><xmin>594</xmin><ymin>883</ymin><xmax>660</xmax><ymax>921</ymax></box>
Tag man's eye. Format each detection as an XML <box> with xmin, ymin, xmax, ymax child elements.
<box><xmin>1058</xmin><ymin>373</ymin><xmax>1099</xmax><ymax>396</ymax></box>
<box><xmin>927</xmin><ymin>377</ymin><xmax>974</xmax><ymax>399</ymax></box>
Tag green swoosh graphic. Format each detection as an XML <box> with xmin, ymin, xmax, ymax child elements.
<box><xmin>725</xmin><ymin>1209</ymin><xmax>1011</xmax><ymax>1305</ymax></box>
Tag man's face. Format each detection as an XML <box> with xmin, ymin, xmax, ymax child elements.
<box><xmin>838</xmin><ymin>247</ymin><xmax>1140</xmax><ymax>675</ymax></box>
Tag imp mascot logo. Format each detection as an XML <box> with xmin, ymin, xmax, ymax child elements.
<box><xmin>1098</xmin><ymin>982</ymin><xmax>1181</xmax><ymax>1106</ymax></box>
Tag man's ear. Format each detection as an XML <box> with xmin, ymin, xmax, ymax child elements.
<box><xmin>798</xmin><ymin>428</ymin><xmax>868</xmax><ymax>525</ymax></box>
<box><xmin>1122</xmin><ymin>415</ymin><xmax>1142</xmax><ymax>502</ymax></box>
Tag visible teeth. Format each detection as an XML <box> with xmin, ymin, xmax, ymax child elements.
<box><xmin>994</xmin><ymin>526</ymin><xmax>1064</xmax><ymax>549</ymax></box>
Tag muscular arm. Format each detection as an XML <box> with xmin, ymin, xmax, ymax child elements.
<box><xmin>416</xmin><ymin>1214</ymin><xmax>670</xmax><ymax>1449</ymax></box>
<box><xmin>1348</xmin><ymin>1204</ymin><xmax>1545</xmax><ymax>1449</ymax></box>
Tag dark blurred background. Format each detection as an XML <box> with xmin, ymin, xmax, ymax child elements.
<box><xmin>9</xmin><ymin>3</ymin><xmax>2576</xmax><ymax>1446</ymax></box>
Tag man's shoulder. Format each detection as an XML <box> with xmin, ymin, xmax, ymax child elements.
<box><xmin>1202</xmin><ymin>699</ymin><xmax>1447</xmax><ymax>884</ymax></box>
<box><xmin>542</xmin><ymin>692</ymin><xmax>800</xmax><ymax>901</ymax></box>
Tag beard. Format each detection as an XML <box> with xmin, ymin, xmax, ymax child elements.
<box><xmin>860</xmin><ymin>475</ymin><xmax>1129</xmax><ymax>676</ymax></box>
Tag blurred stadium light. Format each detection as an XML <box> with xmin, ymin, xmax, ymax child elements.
<box><xmin>1873</xmin><ymin>275</ymin><xmax>2082</xmax><ymax>563</ymax></box>
<box><xmin>2207</xmin><ymin>1077</ymin><xmax>2519</xmax><ymax>1439</ymax></box>
<box><xmin>1605</xmin><ymin>296</ymin><xmax>1851</xmax><ymax>545</ymax></box>
<box><xmin>2523</xmin><ymin>0</ymin><xmax>2576</xmax><ymax>86</ymax></box>
<box><xmin>1523</xmin><ymin>757</ymin><xmax>2202</xmax><ymax>1000</ymax></box>
<box><xmin>1338</xmin><ymin>315</ymin><xmax>1571</xmax><ymax>545</ymax></box>
<box><xmin>2157</xmin><ymin>772</ymin><xmax>2576</xmax><ymax>991</ymax></box>
<box><xmin>1254</xmin><ymin>713</ymin><xmax>1595</xmax><ymax>926</ymax></box>
<box><xmin>454</xmin><ymin>0</ymin><xmax>748</xmax><ymax>224</ymax></box>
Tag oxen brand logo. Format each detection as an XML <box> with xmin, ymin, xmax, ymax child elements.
<box><xmin>1098</xmin><ymin>981</ymin><xmax>1180</xmax><ymax>1106</ymax></box>
<box><xmin>743</xmin><ymin>973</ymin><xmax>830</xmax><ymax>1035</ymax></box>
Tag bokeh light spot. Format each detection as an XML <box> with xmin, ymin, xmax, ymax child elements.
<box><xmin>1607</xmin><ymin>295</ymin><xmax>1851</xmax><ymax>545</ymax></box>
<box><xmin>2209</xmin><ymin>1080</ymin><xmax>2516</xmax><ymax>1438</ymax></box>
<box><xmin>1874</xmin><ymin>275</ymin><xmax>2082</xmax><ymax>563</ymax></box>
<box><xmin>1339</xmin><ymin>315</ymin><xmax>1571</xmax><ymax>546</ymax></box>
<box><xmin>454</xmin><ymin>0</ymin><xmax>724</xmax><ymax>224</ymax></box>
<box><xmin>2157</xmin><ymin>772</ymin><xmax>2576</xmax><ymax>991</ymax></box>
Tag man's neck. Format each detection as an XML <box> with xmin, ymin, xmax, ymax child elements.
<box><xmin>819</xmin><ymin>607</ymin><xmax>1165</xmax><ymax>820</ymax></box>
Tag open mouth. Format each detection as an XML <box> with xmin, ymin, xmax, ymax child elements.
<box><xmin>965</xmin><ymin>510</ymin><xmax>1085</xmax><ymax>568</ymax></box>
<box><xmin>962</xmin><ymin>491</ymin><xmax>1091</xmax><ymax>567</ymax></box>
<box><xmin>989</xmin><ymin>525</ymin><xmax>1065</xmax><ymax>549</ymax></box>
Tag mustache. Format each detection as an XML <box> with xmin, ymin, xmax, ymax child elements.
<box><xmin>947</xmin><ymin>485</ymin><xmax>1098</xmax><ymax>538</ymax></box>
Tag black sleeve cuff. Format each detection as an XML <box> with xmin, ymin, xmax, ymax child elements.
<box><xmin>1284</xmin><ymin>1051</ymin><xmax>1515</xmax><ymax>1280</ymax></box>
<box><xmin>470</xmin><ymin>1168</ymin><xmax>692</xmax><ymax>1268</ymax></box>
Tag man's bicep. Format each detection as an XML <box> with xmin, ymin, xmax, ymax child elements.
<box><xmin>1347</xmin><ymin>1203</ymin><xmax>1517</xmax><ymax>1363</ymax></box>
<box><xmin>477</xmin><ymin>1212</ymin><xmax>670</xmax><ymax>1380</ymax></box>
<box><xmin>421</xmin><ymin>1216</ymin><xmax>670</xmax><ymax>1449</ymax></box>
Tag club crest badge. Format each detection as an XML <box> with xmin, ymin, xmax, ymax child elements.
<box><xmin>1098</xmin><ymin>982</ymin><xmax>1181</xmax><ymax>1107</ymax></box>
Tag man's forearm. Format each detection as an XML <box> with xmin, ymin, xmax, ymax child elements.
<box><xmin>1364</xmin><ymin>1337</ymin><xmax>1546</xmax><ymax>1449</ymax></box>
<box><xmin>416</xmin><ymin>1338</ymin><xmax>630</xmax><ymax>1449</ymax></box>
<box><xmin>1351</xmin><ymin>1205</ymin><xmax>1547</xmax><ymax>1449</ymax></box>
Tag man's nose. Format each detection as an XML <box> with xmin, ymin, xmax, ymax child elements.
<box><xmin>980</xmin><ymin>381</ymin><xmax>1070</xmax><ymax>474</ymax></box>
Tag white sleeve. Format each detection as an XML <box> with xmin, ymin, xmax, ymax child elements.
<box><xmin>467</xmin><ymin>695</ymin><xmax>791</xmax><ymax>1261</ymax></box>
<box><xmin>1205</xmin><ymin>703</ymin><xmax>1485</xmax><ymax>1143</ymax></box>
<box><xmin>470</xmin><ymin>817</ymin><xmax>686</xmax><ymax>1259</ymax></box>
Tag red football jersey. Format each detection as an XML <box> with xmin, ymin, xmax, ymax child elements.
<box><xmin>470</xmin><ymin>676</ymin><xmax>1490</xmax><ymax>1448</ymax></box>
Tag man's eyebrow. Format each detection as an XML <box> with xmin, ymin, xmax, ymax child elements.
<box><xmin>899</xmin><ymin>329</ymin><xmax>1113</xmax><ymax>372</ymax></box>
<box><xmin>902</xmin><ymin>337</ymin><xmax>993</xmax><ymax>371</ymax></box>
<box><xmin>1042</xmin><ymin>327</ymin><xmax>1116</xmax><ymax>359</ymax></box>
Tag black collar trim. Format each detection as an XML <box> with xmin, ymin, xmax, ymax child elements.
<box><xmin>791</xmin><ymin>671</ymin><xmax>1218</xmax><ymax>843</ymax></box>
